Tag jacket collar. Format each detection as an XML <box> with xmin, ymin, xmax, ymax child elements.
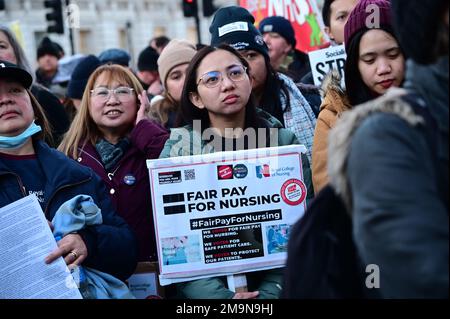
<box><xmin>319</xmin><ymin>70</ymin><xmax>351</xmax><ymax>114</ymax></box>
<box><xmin>404</xmin><ymin>57</ymin><xmax>449</xmax><ymax>134</ymax></box>
<box><xmin>0</xmin><ymin>140</ymin><xmax>93</xmax><ymax>189</ymax></box>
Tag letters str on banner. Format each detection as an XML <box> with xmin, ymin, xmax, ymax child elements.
<box><xmin>308</xmin><ymin>44</ymin><xmax>347</xmax><ymax>86</ymax></box>
<box><xmin>147</xmin><ymin>145</ymin><xmax>308</xmax><ymax>286</ymax></box>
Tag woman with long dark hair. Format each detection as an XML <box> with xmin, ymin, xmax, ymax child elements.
<box><xmin>208</xmin><ymin>6</ymin><xmax>317</xmax><ymax>164</ymax></box>
<box><xmin>160</xmin><ymin>44</ymin><xmax>313</xmax><ymax>299</ymax></box>
<box><xmin>312</xmin><ymin>0</ymin><xmax>405</xmax><ymax>192</ymax></box>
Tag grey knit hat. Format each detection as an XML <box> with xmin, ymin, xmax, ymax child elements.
<box><xmin>157</xmin><ymin>39</ymin><xmax>196</xmax><ymax>86</ymax></box>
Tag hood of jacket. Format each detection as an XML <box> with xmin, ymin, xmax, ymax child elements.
<box><xmin>319</xmin><ymin>70</ymin><xmax>351</xmax><ymax>115</ymax></box>
<box><xmin>0</xmin><ymin>140</ymin><xmax>93</xmax><ymax>193</ymax></box>
<box><xmin>404</xmin><ymin>57</ymin><xmax>449</xmax><ymax>137</ymax></box>
<box><xmin>327</xmin><ymin>88</ymin><xmax>423</xmax><ymax>210</ymax></box>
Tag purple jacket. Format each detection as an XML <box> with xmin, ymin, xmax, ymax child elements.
<box><xmin>76</xmin><ymin>119</ymin><xmax>169</xmax><ymax>261</ymax></box>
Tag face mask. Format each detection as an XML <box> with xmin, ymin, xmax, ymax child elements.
<box><xmin>0</xmin><ymin>121</ymin><xmax>42</xmax><ymax>149</ymax></box>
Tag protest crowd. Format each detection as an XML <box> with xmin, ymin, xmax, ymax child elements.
<box><xmin>0</xmin><ymin>0</ymin><xmax>448</xmax><ymax>299</ymax></box>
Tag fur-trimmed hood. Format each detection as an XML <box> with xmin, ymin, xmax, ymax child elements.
<box><xmin>319</xmin><ymin>70</ymin><xmax>351</xmax><ymax>115</ymax></box>
<box><xmin>328</xmin><ymin>88</ymin><xmax>424</xmax><ymax>211</ymax></box>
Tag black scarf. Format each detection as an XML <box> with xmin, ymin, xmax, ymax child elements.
<box><xmin>95</xmin><ymin>138</ymin><xmax>131</xmax><ymax>171</ymax></box>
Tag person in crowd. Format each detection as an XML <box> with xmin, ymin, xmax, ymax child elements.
<box><xmin>98</xmin><ymin>48</ymin><xmax>131</xmax><ymax>68</ymax></box>
<box><xmin>136</xmin><ymin>46</ymin><xmax>163</xmax><ymax>98</ymax></box>
<box><xmin>35</xmin><ymin>37</ymin><xmax>61</xmax><ymax>89</ymax></box>
<box><xmin>150</xmin><ymin>35</ymin><xmax>171</xmax><ymax>54</ymax></box>
<box><xmin>258</xmin><ymin>15</ymin><xmax>311</xmax><ymax>82</ymax></box>
<box><xmin>328</xmin><ymin>0</ymin><xmax>449</xmax><ymax>298</ymax></box>
<box><xmin>0</xmin><ymin>60</ymin><xmax>138</xmax><ymax>283</ymax></box>
<box><xmin>159</xmin><ymin>44</ymin><xmax>313</xmax><ymax>299</ymax></box>
<box><xmin>65</xmin><ymin>55</ymin><xmax>101</xmax><ymax>121</ymax></box>
<box><xmin>312</xmin><ymin>0</ymin><xmax>405</xmax><ymax>192</ymax></box>
<box><xmin>209</xmin><ymin>6</ymin><xmax>317</xmax><ymax>164</ymax></box>
<box><xmin>51</xmin><ymin>53</ymin><xmax>86</xmax><ymax>99</ymax></box>
<box><xmin>322</xmin><ymin>0</ymin><xmax>359</xmax><ymax>46</ymax></box>
<box><xmin>298</xmin><ymin>0</ymin><xmax>358</xmax><ymax>85</ymax></box>
<box><xmin>149</xmin><ymin>39</ymin><xmax>196</xmax><ymax>128</ymax></box>
<box><xmin>59</xmin><ymin>64</ymin><xmax>169</xmax><ymax>262</ymax></box>
<box><xmin>0</xmin><ymin>26</ymin><xmax>70</xmax><ymax>146</ymax></box>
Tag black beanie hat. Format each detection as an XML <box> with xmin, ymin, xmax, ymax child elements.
<box><xmin>391</xmin><ymin>0</ymin><xmax>448</xmax><ymax>64</ymax></box>
<box><xmin>209</xmin><ymin>6</ymin><xmax>268</xmax><ymax>58</ymax></box>
<box><xmin>137</xmin><ymin>46</ymin><xmax>159</xmax><ymax>72</ymax></box>
<box><xmin>37</xmin><ymin>37</ymin><xmax>61</xmax><ymax>59</ymax></box>
<box><xmin>259</xmin><ymin>16</ymin><xmax>297</xmax><ymax>47</ymax></box>
<box><xmin>67</xmin><ymin>55</ymin><xmax>101</xmax><ymax>99</ymax></box>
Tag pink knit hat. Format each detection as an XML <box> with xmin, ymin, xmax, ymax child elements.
<box><xmin>344</xmin><ymin>0</ymin><xmax>392</xmax><ymax>51</ymax></box>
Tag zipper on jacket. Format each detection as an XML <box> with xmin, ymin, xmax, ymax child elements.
<box><xmin>44</xmin><ymin>176</ymin><xmax>91</xmax><ymax>218</ymax></box>
<box><xmin>78</xmin><ymin>147</ymin><xmax>121</xmax><ymax>181</ymax></box>
<box><xmin>0</xmin><ymin>171</ymin><xmax>28</xmax><ymax>197</ymax></box>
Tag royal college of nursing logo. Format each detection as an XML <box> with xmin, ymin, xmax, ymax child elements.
<box><xmin>256</xmin><ymin>164</ymin><xmax>271</xmax><ymax>179</ymax></box>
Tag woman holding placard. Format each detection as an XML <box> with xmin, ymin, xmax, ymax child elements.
<box><xmin>159</xmin><ymin>44</ymin><xmax>314</xmax><ymax>299</ymax></box>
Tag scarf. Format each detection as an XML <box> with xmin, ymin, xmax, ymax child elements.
<box><xmin>95</xmin><ymin>138</ymin><xmax>130</xmax><ymax>171</ymax></box>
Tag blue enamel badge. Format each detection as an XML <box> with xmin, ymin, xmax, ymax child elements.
<box><xmin>123</xmin><ymin>174</ymin><xmax>136</xmax><ymax>186</ymax></box>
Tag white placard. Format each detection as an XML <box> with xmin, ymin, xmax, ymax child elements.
<box><xmin>308</xmin><ymin>44</ymin><xmax>347</xmax><ymax>86</ymax></box>
<box><xmin>147</xmin><ymin>145</ymin><xmax>308</xmax><ymax>286</ymax></box>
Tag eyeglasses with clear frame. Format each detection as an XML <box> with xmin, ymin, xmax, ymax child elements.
<box><xmin>196</xmin><ymin>65</ymin><xmax>248</xmax><ymax>88</ymax></box>
<box><xmin>90</xmin><ymin>86</ymin><xmax>135</xmax><ymax>102</ymax></box>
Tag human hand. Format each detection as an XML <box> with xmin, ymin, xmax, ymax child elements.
<box><xmin>232</xmin><ymin>291</ymin><xmax>259</xmax><ymax>299</ymax></box>
<box><xmin>45</xmin><ymin>233</ymin><xmax>88</xmax><ymax>266</ymax></box>
<box><xmin>136</xmin><ymin>90</ymin><xmax>150</xmax><ymax>125</ymax></box>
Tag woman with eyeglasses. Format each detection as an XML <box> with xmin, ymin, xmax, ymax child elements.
<box><xmin>159</xmin><ymin>45</ymin><xmax>313</xmax><ymax>299</ymax></box>
<box><xmin>59</xmin><ymin>64</ymin><xmax>169</xmax><ymax>263</ymax></box>
<box><xmin>0</xmin><ymin>60</ymin><xmax>138</xmax><ymax>287</ymax></box>
<box><xmin>209</xmin><ymin>6</ymin><xmax>317</xmax><ymax>164</ymax></box>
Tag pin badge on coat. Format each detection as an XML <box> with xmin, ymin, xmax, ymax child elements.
<box><xmin>123</xmin><ymin>174</ymin><xmax>136</xmax><ymax>186</ymax></box>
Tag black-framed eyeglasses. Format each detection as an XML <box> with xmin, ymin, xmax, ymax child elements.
<box><xmin>197</xmin><ymin>65</ymin><xmax>248</xmax><ymax>88</ymax></box>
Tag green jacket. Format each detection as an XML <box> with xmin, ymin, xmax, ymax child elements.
<box><xmin>159</xmin><ymin>110</ymin><xmax>314</xmax><ymax>299</ymax></box>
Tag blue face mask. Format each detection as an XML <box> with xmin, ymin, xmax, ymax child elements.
<box><xmin>0</xmin><ymin>121</ymin><xmax>42</xmax><ymax>149</ymax></box>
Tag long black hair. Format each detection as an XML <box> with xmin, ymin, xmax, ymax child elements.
<box><xmin>179</xmin><ymin>44</ymin><xmax>265</xmax><ymax>133</ymax></box>
<box><xmin>345</xmin><ymin>25</ymin><xmax>402</xmax><ymax>106</ymax></box>
<box><xmin>258</xmin><ymin>54</ymin><xmax>290</xmax><ymax>125</ymax></box>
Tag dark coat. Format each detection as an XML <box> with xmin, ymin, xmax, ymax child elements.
<box><xmin>0</xmin><ymin>140</ymin><xmax>138</xmax><ymax>281</ymax></box>
<box><xmin>329</xmin><ymin>57</ymin><xmax>449</xmax><ymax>298</ymax></box>
<box><xmin>76</xmin><ymin>119</ymin><xmax>169</xmax><ymax>262</ymax></box>
<box><xmin>31</xmin><ymin>84</ymin><xmax>70</xmax><ymax>147</ymax></box>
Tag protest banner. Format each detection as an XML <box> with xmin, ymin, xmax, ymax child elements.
<box><xmin>308</xmin><ymin>44</ymin><xmax>347</xmax><ymax>86</ymax></box>
<box><xmin>147</xmin><ymin>145</ymin><xmax>308</xmax><ymax>286</ymax></box>
<box><xmin>240</xmin><ymin>0</ymin><xmax>329</xmax><ymax>52</ymax></box>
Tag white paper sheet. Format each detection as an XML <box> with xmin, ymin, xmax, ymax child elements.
<box><xmin>0</xmin><ymin>195</ymin><xmax>82</xmax><ymax>299</ymax></box>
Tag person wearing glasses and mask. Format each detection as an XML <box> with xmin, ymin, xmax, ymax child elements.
<box><xmin>0</xmin><ymin>60</ymin><xmax>138</xmax><ymax>286</ymax></box>
<box><xmin>59</xmin><ymin>64</ymin><xmax>169</xmax><ymax>263</ymax></box>
<box><xmin>159</xmin><ymin>45</ymin><xmax>313</xmax><ymax>299</ymax></box>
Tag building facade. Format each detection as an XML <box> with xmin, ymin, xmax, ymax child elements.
<box><xmin>0</xmin><ymin>0</ymin><xmax>237</xmax><ymax>69</ymax></box>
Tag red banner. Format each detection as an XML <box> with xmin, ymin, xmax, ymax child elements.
<box><xmin>239</xmin><ymin>0</ymin><xmax>329</xmax><ymax>53</ymax></box>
